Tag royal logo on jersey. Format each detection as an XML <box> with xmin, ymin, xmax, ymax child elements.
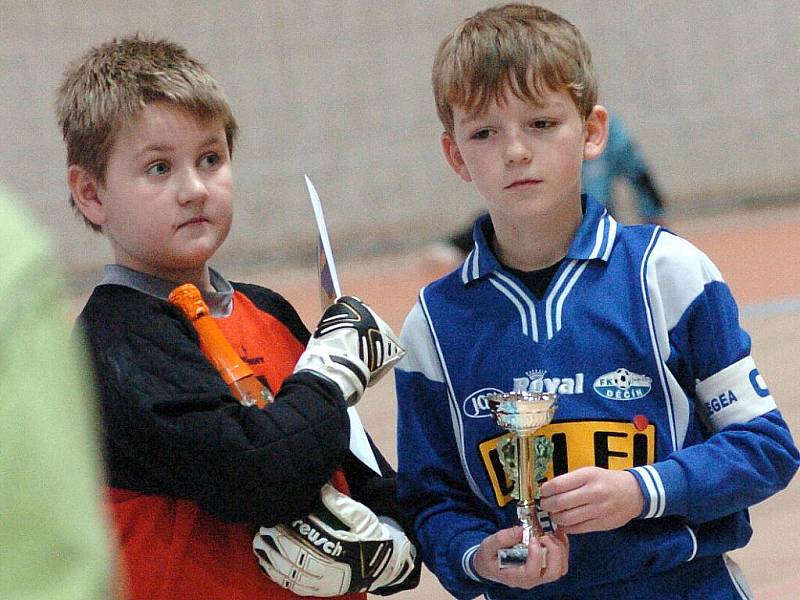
<box><xmin>463</xmin><ymin>370</ymin><xmax>585</xmax><ymax>418</ymax></box>
<box><xmin>593</xmin><ymin>368</ymin><xmax>652</xmax><ymax>400</ymax></box>
<box><xmin>463</xmin><ymin>387</ymin><xmax>504</xmax><ymax>419</ymax></box>
<box><xmin>478</xmin><ymin>420</ymin><xmax>656</xmax><ymax>507</ymax></box>
<box><xmin>512</xmin><ymin>369</ymin><xmax>585</xmax><ymax>395</ymax></box>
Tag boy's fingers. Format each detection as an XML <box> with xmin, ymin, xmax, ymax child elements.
<box><xmin>540</xmin><ymin>468</ymin><xmax>590</xmax><ymax>497</ymax></box>
<box><xmin>540</xmin><ymin>532</ymin><xmax>569</xmax><ymax>579</ymax></box>
<box><xmin>492</xmin><ymin>525</ymin><xmax>523</xmax><ymax>549</ymax></box>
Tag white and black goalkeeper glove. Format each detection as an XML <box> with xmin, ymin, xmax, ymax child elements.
<box><xmin>253</xmin><ymin>483</ymin><xmax>416</xmax><ymax>596</ymax></box>
<box><xmin>294</xmin><ymin>296</ymin><xmax>405</xmax><ymax>405</ymax></box>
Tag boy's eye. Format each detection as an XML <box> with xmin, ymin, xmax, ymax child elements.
<box><xmin>471</xmin><ymin>129</ymin><xmax>492</xmax><ymax>140</ymax></box>
<box><xmin>531</xmin><ymin>119</ymin><xmax>554</xmax><ymax>129</ymax></box>
<box><xmin>200</xmin><ymin>152</ymin><xmax>220</xmax><ymax>168</ymax></box>
<box><xmin>146</xmin><ymin>161</ymin><xmax>169</xmax><ymax>176</ymax></box>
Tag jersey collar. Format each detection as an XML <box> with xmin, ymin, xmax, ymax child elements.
<box><xmin>99</xmin><ymin>264</ymin><xmax>235</xmax><ymax>317</ymax></box>
<box><xmin>460</xmin><ymin>194</ymin><xmax>620</xmax><ymax>285</ymax></box>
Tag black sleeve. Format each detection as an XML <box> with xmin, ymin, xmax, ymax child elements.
<box><xmin>79</xmin><ymin>285</ymin><xmax>350</xmax><ymax>525</ymax></box>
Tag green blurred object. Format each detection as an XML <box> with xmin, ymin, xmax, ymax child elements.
<box><xmin>0</xmin><ymin>183</ymin><xmax>114</xmax><ymax>599</ymax></box>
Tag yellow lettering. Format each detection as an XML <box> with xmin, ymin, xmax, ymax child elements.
<box><xmin>479</xmin><ymin>420</ymin><xmax>656</xmax><ymax>507</ymax></box>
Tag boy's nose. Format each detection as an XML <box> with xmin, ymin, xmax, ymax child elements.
<box><xmin>177</xmin><ymin>170</ymin><xmax>209</xmax><ymax>205</ymax></box>
<box><xmin>504</xmin><ymin>135</ymin><xmax>532</xmax><ymax>165</ymax></box>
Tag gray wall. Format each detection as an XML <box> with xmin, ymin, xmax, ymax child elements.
<box><xmin>2</xmin><ymin>1</ymin><xmax>798</xmax><ymax>284</ymax></box>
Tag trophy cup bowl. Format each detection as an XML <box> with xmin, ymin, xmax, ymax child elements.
<box><xmin>487</xmin><ymin>391</ymin><xmax>558</xmax><ymax>569</ymax></box>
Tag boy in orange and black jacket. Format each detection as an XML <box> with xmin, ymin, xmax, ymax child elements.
<box><xmin>58</xmin><ymin>35</ymin><xmax>419</xmax><ymax>600</ymax></box>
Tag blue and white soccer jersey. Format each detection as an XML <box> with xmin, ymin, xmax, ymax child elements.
<box><xmin>395</xmin><ymin>196</ymin><xmax>799</xmax><ymax>600</ymax></box>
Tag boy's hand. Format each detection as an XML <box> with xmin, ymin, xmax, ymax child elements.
<box><xmin>539</xmin><ymin>467</ymin><xmax>644</xmax><ymax>534</ymax></box>
<box><xmin>294</xmin><ymin>296</ymin><xmax>405</xmax><ymax>405</ymax></box>
<box><xmin>253</xmin><ymin>483</ymin><xmax>416</xmax><ymax>596</ymax></box>
<box><xmin>473</xmin><ymin>526</ymin><xmax>568</xmax><ymax>589</ymax></box>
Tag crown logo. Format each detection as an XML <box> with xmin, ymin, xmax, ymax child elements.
<box><xmin>526</xmin><ymin>369</ymin><xmax>546</xmax><ymax>381</ymax></box>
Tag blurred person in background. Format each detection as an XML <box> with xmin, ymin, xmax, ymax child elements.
<box><xmin>0</xmin><ymin>182</ymin><xmax>114</xmax><ymax>599</ymax></box>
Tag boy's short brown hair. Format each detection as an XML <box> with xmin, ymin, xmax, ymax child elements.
<box><xmin>56</xmin><ymin>35</ymin><xmax>239</xmax><ymax>230</ymax></box>
<box><xmin>432</xmin><ymin>3</ymin><xmax>597</xmax><ymax>136</ymax></box>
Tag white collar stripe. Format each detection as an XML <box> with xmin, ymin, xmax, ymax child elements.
<box><xmin>588</xmin><ymin>210</ymin><xmax>608</xmax><ymax>259</ymax></box>
<box><xmin>601</xmin><ymin>217</ymin><xmax>617</xmax><ymax>261</ymax></box>
<box><xmin>555</xmin><ymin>261</ymin><xmax>589</xmax><ymax>334</ymax></box>
<box><xmin>545</xmin><ymin>260</ymin><xmax>578</xmax><ymax>339</ymax></box>
<box><xmin>493</xmin><ymin>272</ymin><xmax>539</xmax><ymax>341</ymax></box>
<box><xmin>489</xmin><ymin>276</ymin><xmax>538</xmax><ymax>340</ymax></box>
<box><xmin>461</xmin><ymin>249</ymin><xmax>475</xmax><ymax>285</ymax></box>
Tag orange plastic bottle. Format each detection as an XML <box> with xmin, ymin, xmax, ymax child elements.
<box><xmin>168</xmin><ymin>283</ymin><xmax>273</xmax><ymax>408</ymax></box>
<box><xmin>168</xmin><ymin>283</ymin><xmax>350</xmax><ymax>494</ymax></box>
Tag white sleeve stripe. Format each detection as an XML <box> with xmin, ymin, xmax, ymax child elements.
<box><xmin>633</xmin><ymin>465</ymin><xmax>665</xmax><ymax>518</ymax></box>
<box><xmin>462</xmin><ymin>544</ymin><xmax>482</xmax><ymax>581</ymax></box>
<box><xmin>684</xmin><ymin>525</ymin><xmax>698</xmax><ymax>561</ymax></box>
<box><xmin>632</xmin><ymin>466</ymin><xmax>657</xmax><ymax>518</ymax></box>
<box><xmin>644</xmin><ymin>464</ymin><xmax>666</xmax><ymax>517</ymax></box>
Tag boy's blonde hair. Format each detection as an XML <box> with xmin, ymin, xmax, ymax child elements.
<box><xmin>56</xmin><ymin>35</ymin><xmax>239</xmax><ymax>230</ymax></box>
<box><xmin>433</xmin><ymin>3</ymin><xmax>597</xmax><ymax>136</ymax></box>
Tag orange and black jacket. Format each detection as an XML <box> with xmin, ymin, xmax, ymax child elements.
<box><xmin>78</xmin><ymin>280</ymin><xmax>419</xmax><ymax>600</ymax></box>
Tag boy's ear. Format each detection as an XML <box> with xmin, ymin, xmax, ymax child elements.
<box><xmin>583</xmin><ymin>105</ymin><xmax>609</xmax><ymax>161</ymax></box>
<box><xmin>67</xmin><ymin>165</ymin><xmax>107</xmax><ymax>227</ymax></box>
<box><xmin>441</xmin><ymin>132</ymin><xmax>472</xmax><ymax>182</ymax></box>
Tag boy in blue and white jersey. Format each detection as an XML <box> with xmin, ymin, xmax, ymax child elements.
<box><xmin>394</xmin><ymin>3</ymin><xmax>799</xmax><ymax>599</ymax></box>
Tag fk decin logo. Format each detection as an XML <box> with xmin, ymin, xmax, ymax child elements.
<box><xmin>593</xmin><ymin>368</ymin><xmax>652</xmax><ymax>400</ymax></box>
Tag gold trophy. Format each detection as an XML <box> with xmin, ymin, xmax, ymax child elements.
<box><xmin>487</xmin><ymin>391</ymin><xmax>558</xmax><ymax>568</ymax></box>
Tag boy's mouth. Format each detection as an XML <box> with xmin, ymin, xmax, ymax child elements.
<box><xmin>177</xmin><ymin>216</ymin><xmax>209</xmax><ymax>229</ymax></box>
<box><xmin>504</xmin><ymin>178</ymin><xmax>542</xmax><ymax>189</ymax></box>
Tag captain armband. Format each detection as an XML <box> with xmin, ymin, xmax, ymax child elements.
<box><xmin>695</xmin><ymin>356</ymin><xmax>776</xmax><ymax>431</ymax></box>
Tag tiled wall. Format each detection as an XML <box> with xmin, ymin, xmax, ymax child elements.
<box><xmin>2</xmin><ymin>1</ymin><xmax>798</xmax><ymax>278</ymax></box>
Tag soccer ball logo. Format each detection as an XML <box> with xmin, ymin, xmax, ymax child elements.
<box><xmin>593</xmin><ymin>368</ymin><xmax>653</xmax><ymax>400</ymax></box>
<box><xmin>612</xmin><ymin>368</ymin><xmax>632</xmax><ymax>389</ymax></box>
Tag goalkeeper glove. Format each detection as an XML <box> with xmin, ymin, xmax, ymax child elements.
<box><xmin>253</xmin><ymin>483</ymin><xmax>416</xmax><ymax>596</ymax></box>
<box><xmin>294</xmin><ymin>296</ymin><xmax>404</xmax><ymax>405</ymax></box>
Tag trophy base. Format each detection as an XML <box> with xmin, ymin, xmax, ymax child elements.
<box><xmin>498</xmin><ymin>545</ymin><xmax>527</xmax><ymax>568</ymax></box>
<box><xmin>498</xmin><ymin>544</ymin><xmax>548</xmax><ymax>569</ymax></box>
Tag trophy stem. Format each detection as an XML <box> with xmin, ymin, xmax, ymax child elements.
<box><xmin>517</xmin><ymin>432</ymin><xmax>544</xmax><ymax>544</ymax></box>
<box><xmin>517</xmin><ymin>433</ymin><xmax>537</xmax><ymax>507</ymax></box>
<box><xmin>488</xmin><ymin>391</ymin><xmax>557</xmax><ymax>569</ymax></box>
